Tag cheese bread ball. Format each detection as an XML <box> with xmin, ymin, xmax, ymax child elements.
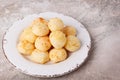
<box><xmin>17</xmin><ymin>40</ymin><xmax>35</xmax><ymax>55</ymax></box>
<box><xmin>48</xmin><ymin>18</ymin><xmax>64</xmax><ymax>31</ymax></box>
<box><xmin>35</xmin><ymin>37</ymin><xmax>51</xmax><ymax>51</ymax></box>
<box><xmin>32</xmin><ymin>17</ymin><xmax>48</xmax><ymax>26</ymax></box>
<box><xmin>20</xmin><ymin>27</ymin><xmax>37</xmax><ymax>43</ymax></box>
<box><xmin>65</xmin><ymin>35</ymin><xmax>80</xmax><ymax>52</ymax></box>
<box><xmin>32</xmin><ymin>18</ymin><xmax>49</xmax><ymax>36</ymax></box>
<box><xmin>49</xmin><ymin>31</ymin><xmax>66</xmax><ymax>49</ymax></box>
<box><xmin>30</xmin><ymin>49</ymin><xmax>49</xmax><ymax>64</ymax></box>
<box><xmin>62</xmin><ymin>26</ymin><xmax>76</xmax><ymax>36</ymax></box>
<box><xmin>49</xmin><ymin>48</ymin><xmax>67</xmax><ymax>63</ymax></box>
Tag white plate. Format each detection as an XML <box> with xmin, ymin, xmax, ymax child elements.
<box><xmin>2</xmin><ymin>12</ymin><xmax>91</xmax><ymax>78</ymax></box>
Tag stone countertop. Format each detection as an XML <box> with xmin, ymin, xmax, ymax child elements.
<box><xmin>0</xmin><ymin>0</ymin><xmax>120</xmax><ymax>80</ymax></box>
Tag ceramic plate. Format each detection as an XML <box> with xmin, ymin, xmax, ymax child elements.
<box><xmin>2</xmin><ymin>12</ymin><xmax>91</xmax><ymax>78</ymax></box>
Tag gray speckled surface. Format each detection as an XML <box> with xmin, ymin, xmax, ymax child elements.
<box><xmin>0</xmin><ymin>0</ymin><xmax>120</xmax><ymax>80</ymax></box>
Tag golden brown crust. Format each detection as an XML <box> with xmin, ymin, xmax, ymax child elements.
<box><xmin>49</xmin><ymin>31</ymin><xmax>66</xmax><ymax>49</ymax></box>
<box><xmin>32</xmin><ymin>17</ymin><xmax>48</xmax><ymax>26</ymax></box>
<box><xmin>65</xmin><ymin>35</ymin><xmax>80</xmax><ymax>52</ymax></box>
<box><xmin>32</xmin><ymin>18</ymin><xmax>49</xmax><ymax>36</ymax></box>
<box><xmin>62</xmin><ymin>26</ymin><xmax>76</xmax><ymax>36</ymax></box>
<box><xmin>29</xmin><ymin>49</ymin><xmax>49</xmax><ymax>64</ymax></box>
<box><xmin>19</xmin><ymin>27</ymin><xmax>37</xmax><ymax>43</ymax></box>
<box><xmin>49</xmin><ymin>48</ymin><xmax>67</xmax><ymax>63</ymax></box>
<box><xmin>48</xmin><ymin>18</ymin><xmax>64</xmax><ymax>31</ymax></box>
<box><xmin>17</xmin><ymin>40</ymin><xmax>35</xmax><ymax>55</ymax></box>
<box><xmin>35</xmin><ymin>36</ymin><xmax>52</xmax><ymax>51</ymax></box>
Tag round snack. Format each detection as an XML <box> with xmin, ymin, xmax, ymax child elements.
<box><xmin>32</xmin><ymin>17</ymin><xmax>48</xmax><ymax>26</ymax></box>
<box><xmin>32</xmin><ymin>18</ymin><xmax>49</xmax><ymax>36</ymax></box>
<box><xmin>48</xmin><ymin>18</ymin><xmax>64</xmax><ymax>31</ymax></box>
<box><xmin>62</xmin><ymin>26</ymin><xmax>77</xmax><ymax>36</ymax></box>
<box><xmin>20</xmin><ymin>27</ymin><xmax>37</xmax><ymax>43</ymax></box>
<box><xmin>30</xmin><ymin>49</ymin><xmax>49</xmax><ymax>64</ymax></box>
<box><xmin>65</xmin><ymin>35</ymin><xmax>80</xmax><ymax>52</ymax></box>
<box><xmin>49</xmin><ymin>31</ymin><xmax>66</xmax><ymax>49</ymax></box>
<box><xmin>35</xmin><ymin>37</ymin><xmax>51</xmax><ymax>51</ymax></box>
<box><xmin>17</xmin><ymin>40</ymin><xmax>35</xmax><ymax>55</ymax></box>
<box><xmin>49</xmin><ymin>48</ymin><xmax>67</xmax><ymax>63</ymax></box>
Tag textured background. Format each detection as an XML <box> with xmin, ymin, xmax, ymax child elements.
<box><xmin>0</xmin><ymin>0</ymin><xmax>120</xmax><ymax>80</ymax></box>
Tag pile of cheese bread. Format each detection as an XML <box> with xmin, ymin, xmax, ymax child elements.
<box><xmin>17</xmin><ymin>17</ymin><xmax>81</xmax><ymax>64</ymax></box>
